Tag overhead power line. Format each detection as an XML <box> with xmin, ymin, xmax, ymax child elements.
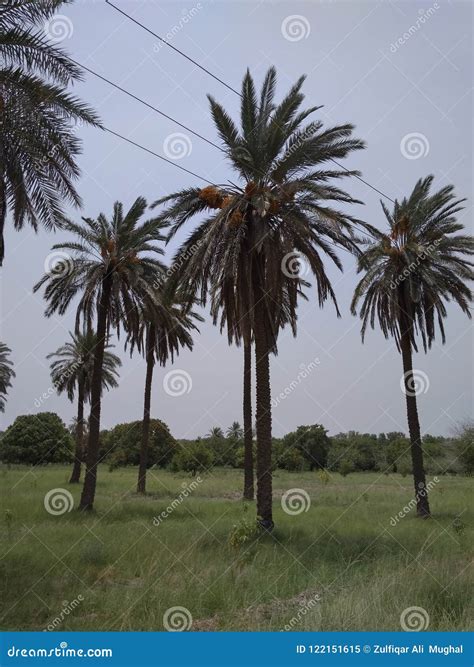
<box><xmin>69</xmin><ymin>56</ymin><xmax>224</xmax><ymax>153</ymax></box>
<box><xmin>105</xmin><ymin>0</ymin><xmax>241</xmax><ymax>98</ymax></box>
<box><xmin>105</xmin><ymin>0</ymin><xmax>396</xmax><ymax>204</ymax></box>
<box><xmin>103</xmin><ymin>127</ymin><xmax>212</xmax><ymax>184</ymax></box>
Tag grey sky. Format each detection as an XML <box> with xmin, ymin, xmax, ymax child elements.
<box><xmin>1</xmin><ymin>0</ymin><xmax>472</xmax><ymax>439</ymax></box>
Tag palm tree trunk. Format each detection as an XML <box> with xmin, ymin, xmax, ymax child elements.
<box><xmin>399</xmin><ymin>312</ymin><xmax>431</xmax><ymax>518</ymax></box>
<box><xmin>0</xmin><ymin>175</ymin><xmax>6</xmax><ymax>266</ymax></box>
<box><xmin>79</xmin><ymin>274</ymin><xmax>112</xmax><ymax>511</ymax></box>
<box><xmin>69</xmin><ymin>380</ymin><xmax>85</xmax><ymax>484</ymax></box>
<box><xmin>137</xmin><ymin>325</ymin><xmax>155</xmax><ymax>494</ymax></box>
<box><xmin>252</xmin><ymin>267</ymin><xmax>274</xmax><ymax>530</ymax></box>
<box><xmin>243</xmin><ymin>336</ymin><xmax>254</xmax><ymax>500</ymax></box>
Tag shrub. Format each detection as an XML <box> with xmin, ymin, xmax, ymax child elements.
<box><xmin>339</xmin><ymin>460</ymin><xmax>354</xmax><ymax>477</ymax></box>
<box><xmin>281</xmin><ymin>424</ymin><xmax>329</xmax><ymax>470</ymax></box>
<box><xmin>278</xmin><ymin>446</ymin><xmax>307</xmax><ymax>471</ymax></box>
<box><xmin>171</xmin><ymin>441</ymin><xmax>213</xmax><ymax>475</ymax></box>
<box><xmin>456</xmin><ymin>423</ymin><xmax>474</xmax><ymax>475</ymax></box>
<box><xmin>228</xmin><ymin>518</ymin><xmax>259</xmax><ymax>549</ymax></box>
<box><xmin>105</xmin><ymin>419</ymin><xmax>176</xmax><ymax>470</ymax></box>
<box><xmin>0</xmin><ymin>412</ymin><xmax>73</xmax><ymax>465</ymax></box>
<box><xmin>385</xmin><ymin>437</ymin><xmax>411</xmax><ymax>473</ymax></box>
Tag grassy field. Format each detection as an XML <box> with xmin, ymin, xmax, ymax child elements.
<box><xmin>0</xmin><ymin>465</ymin><xmax>472</xmax><ymax>632</ymax></box>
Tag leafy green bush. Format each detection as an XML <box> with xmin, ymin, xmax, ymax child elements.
<box><xmin>277</xmin><ymin>446</ymin><xmax>307</xmax><ymax>471</ymax></box>
<box><xmin>171</xmin><ymin>441</ymin><xmax>214</xmax><ymax>475</ymax></box>
<box><xmin>0</xmin><ymin>412</ymin><xmax>73</xmax><ymax>465</ymax></box>
<box><xmin>385</xmin><ymin>437</ymin><xmax>411</xmax><ymax>473</ymax></box>
<box><xmin>205</xmin><ymin>429</ymin><xmax>239</xmax><ymax>467</ymax></box>
<box><xmin>456</xmin><ymin>424</ymin><xmax>474</xmax><ymax>475</ymax></box>
<box><xmin>280</xmin><ymin>424</ymin><xmax>329</xmax><ymax>470</ymax></box>
<box><xmin>105</xmin><ymin>419</ymin><xmax>175</xmax><ymax>470</ymax></box>
<box><xmin>228</xmin><ymin>518</ymin><xmax>259</xmax><ymax>549</ymax></box>
<box><xmin>339</xmin><ymin>460</ymin><xmax>354</xmax><ymax>477</ymax></box>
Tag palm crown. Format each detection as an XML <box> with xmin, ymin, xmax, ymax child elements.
<box><xmin>48</xmin><ymin>331</ymin><xmax>121</xmax><ymax>402</ymax></box>
<box><xmin>127</xmin><ymin>285</ymin><xmax>203</xmax><ymax>366</ymax></box>
<box><xmin>351</xmin><ymin>176</ymin><xmax>473</xmax><ymax>351</ymax></box>
<box><xmin>0</xmin><ymin>342</ymin><xmax>15</xmax><ymax>413</ymax></box>
<box><xmin>0</xmin><ymin>0</ymin><xmax>101</xmax><ymax>264</ymax></box>
<box><xmin>33</xmin><ymin>197</ymin><xmax>167</xmax><ymax>337</ymax></box>
<box><xmin>154</xmin><ymin>67</ymin><xmax>371</xmax><ymax>346</ymax></box>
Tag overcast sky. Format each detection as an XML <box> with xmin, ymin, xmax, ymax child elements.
<box><xmin>1</xmin><ymin>0</ymin><xmax>472</xmax><ymax>439</ymax></box>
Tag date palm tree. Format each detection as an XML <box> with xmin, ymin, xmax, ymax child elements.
<box><xmin>127</xmin><ymin>286</ymin><xmax>202</xmax><ymax>494</ymax></box>
<box><xmin>351</xmin><ymin>176</ymin><xmax>473</xmax><ymax>516</ymax></box>
<box><xmin>154</xmin><ymin>67</ymin><xmax>369</xmax><ymax>528</ymax></box>
<box><xmin>207</xmin><ymin>426</ymin><xmax>224</xmax><ymax>439</ymax></box>
<box><xmin>0</xmin><ymin>342</ymin><xmax>15</xmax><ymax>412</ymax></box>
<box><xmin>47</xmin><ymin>331</ymin><xmax>121</xmax><ymax>483</ymax></box>
<box><xmin>0</xmin><ymin>0</ymin><xmax>101</xmax><ymax>264</ymax></box>
<box><xmin>226</xmin><ymin>422</ymin><xmax>243</xmax><ymax>440</ymax></box>
<box><xmin>212</xmin><ymin>274</ymin><xmax>308</xmax><ymax>501</ymax></box>
<box><xmin>34</xmin><ymin>197</ymin><xmax>166</xmax><ymax>510</ymax></box>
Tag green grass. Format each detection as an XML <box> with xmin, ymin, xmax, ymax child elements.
<box><xmin>0</xmin><ymin>465</ymin><xmax>472</xmax><ymax>631</ymax></box>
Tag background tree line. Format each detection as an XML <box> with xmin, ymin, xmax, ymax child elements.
<box><xmin>1</xmin><ymin>413</ymin><xmax>472</xmax><ymax>477</ymax></box>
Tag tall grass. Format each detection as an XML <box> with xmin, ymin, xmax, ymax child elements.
<box><xmin>0</xmin><ymin>466</ymin><xmax>471</xmax><ymax>631</ymax></box>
